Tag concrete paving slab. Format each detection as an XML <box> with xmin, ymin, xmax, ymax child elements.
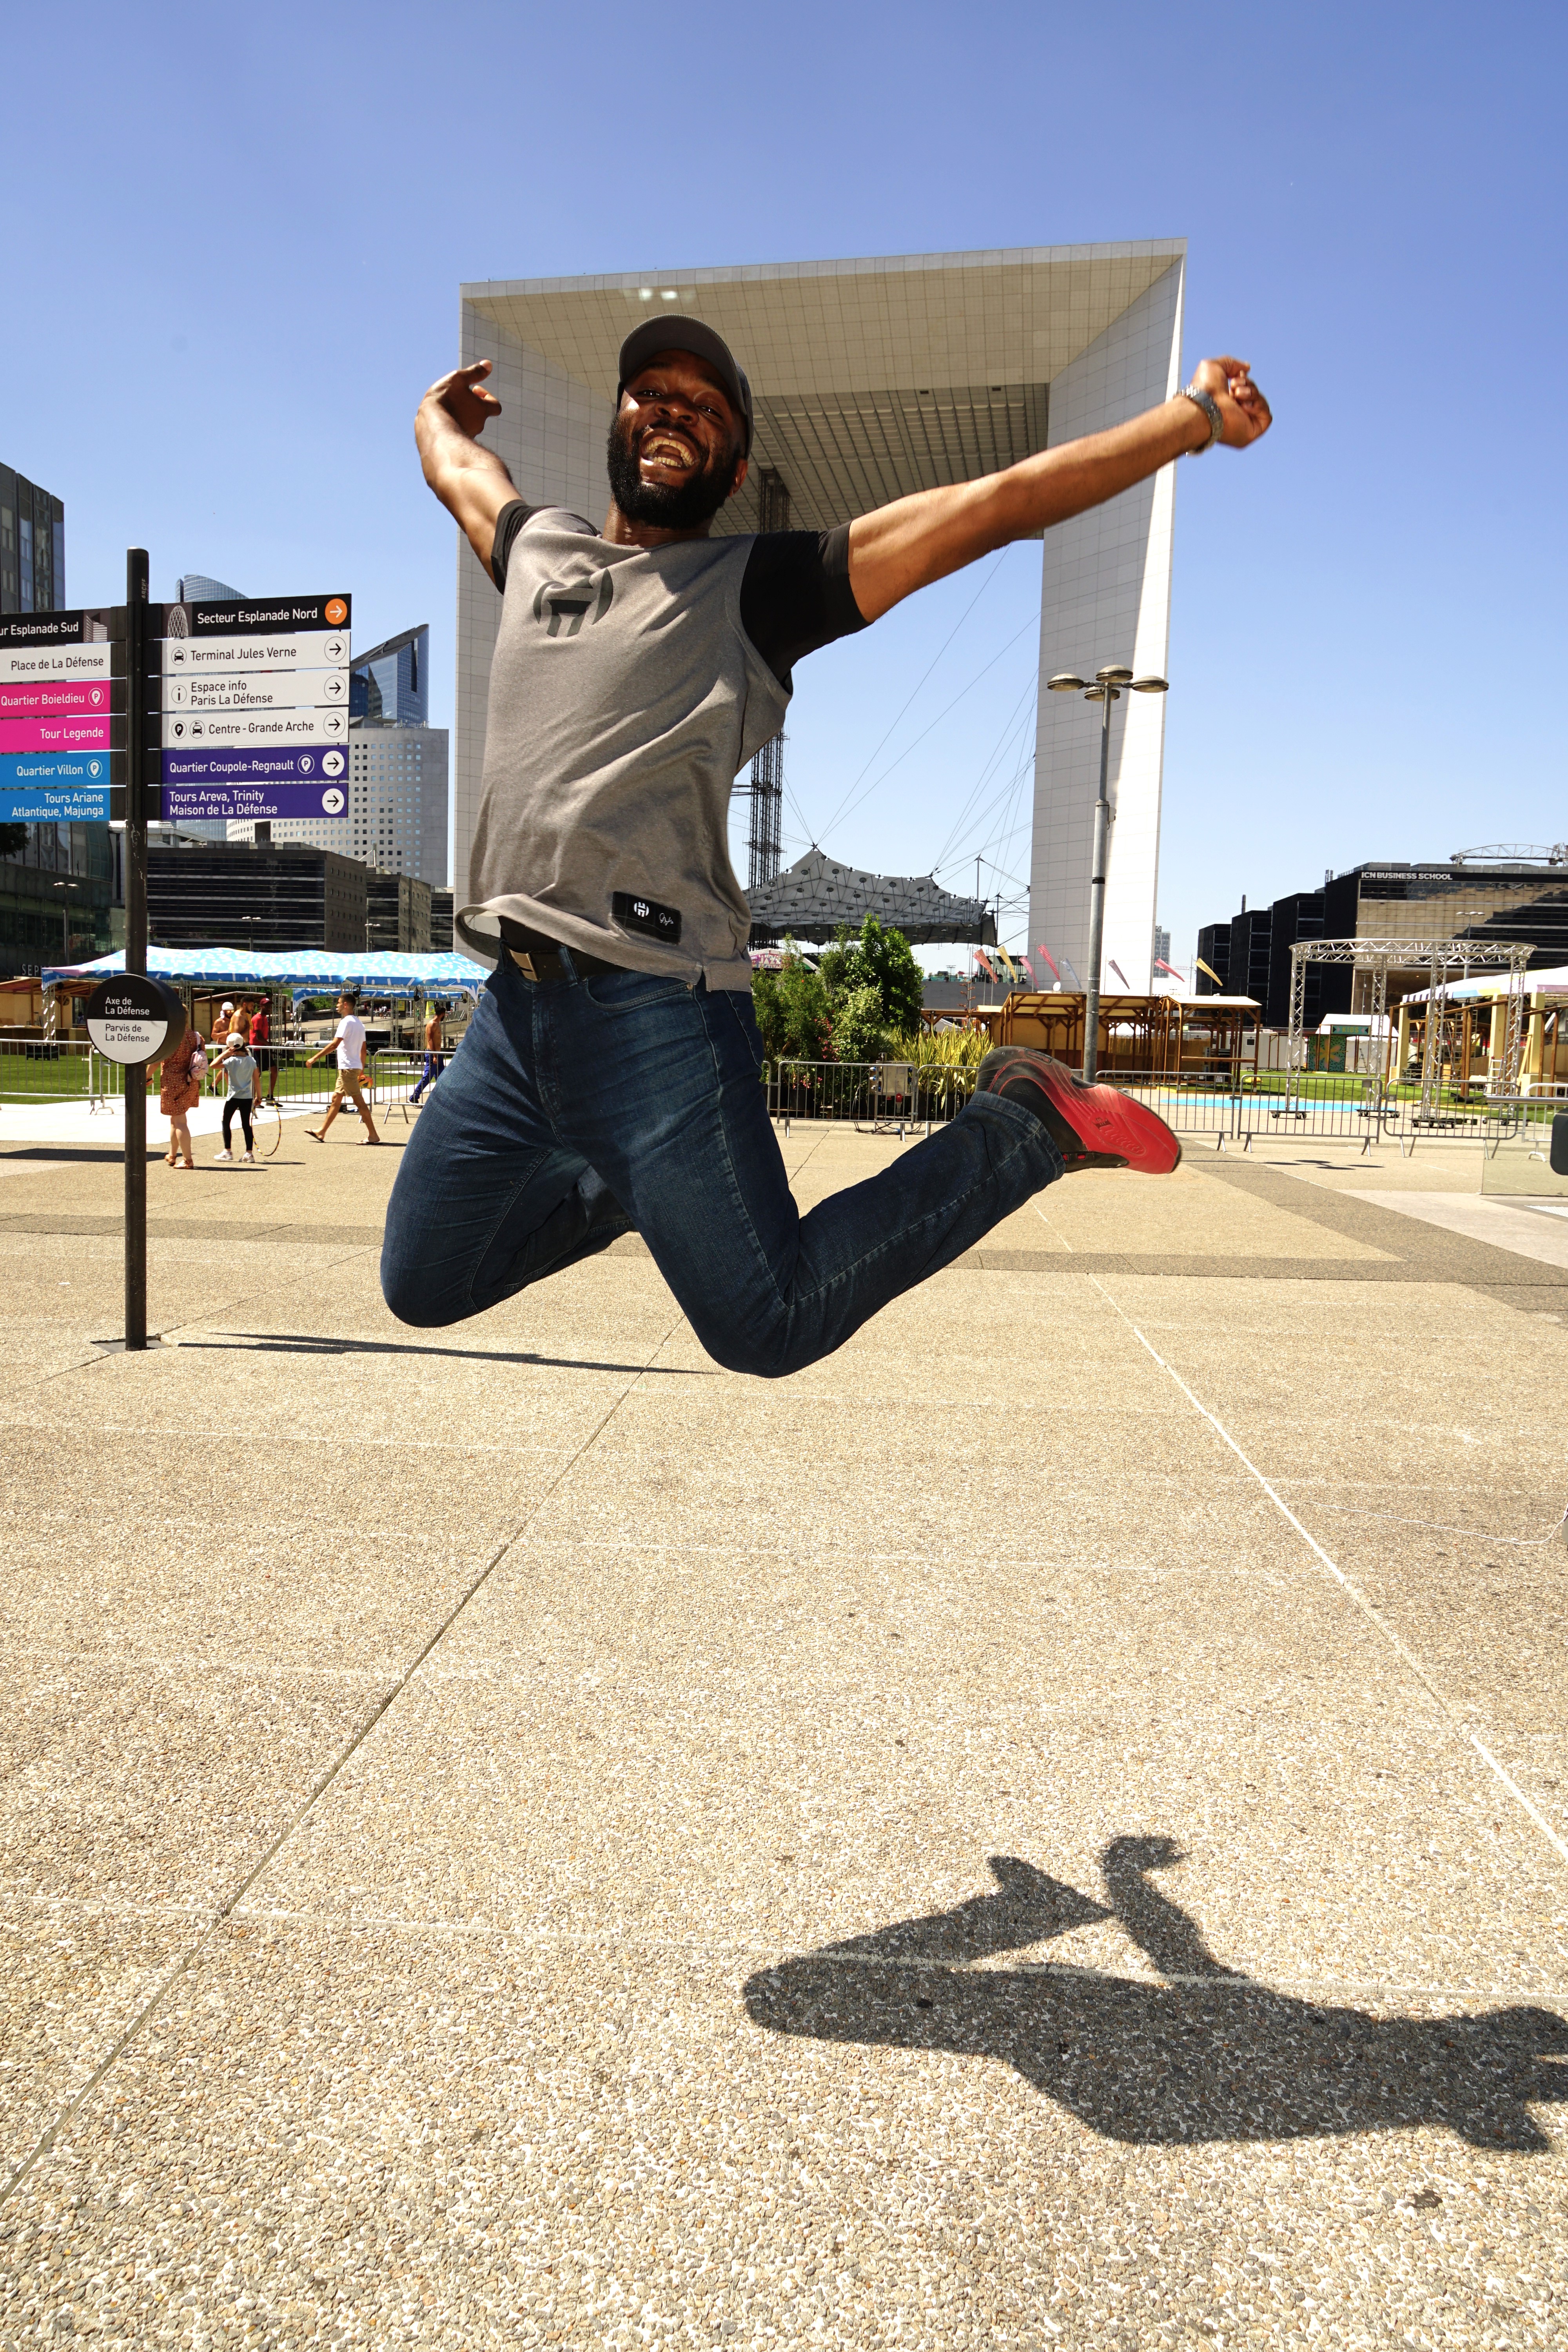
<box><xmin>0</xmin><ymin>1658</ymin><xmax>384</xmax><ymax>1914</ymax></box>
<box><xmin>0</xmin><ymin>1902</ymin><xmax>195</xmax><ymax>2177</ymax></box>
<box><xmin>1343</xmin><ymin>1188</ymin><xmax>1568</xmax><ymax>1269</ymax></box>
<box><xmin>1</xmin><ymin>1523</ymin><xmax>503</xmax><ymax>1678</ymax></box>
<box><xmin>3</xmin><ymin>1918</ymin><xmax>1564</xmax><ymax>2348</ymax></box>
<box><xmin>249</xmin><ymin>1650</ymin><xmax>1568</xmax><ymax>1994</ymax></box>
<box><xmin>6</xmin><ymin>1118</ymin><xmax>1568</xmax><ymax>2346</ymax></box>
<box><xmin>0</xmin><ymin>1425</ymin><xmax>588</xmax><ymax>1550</ymax></box>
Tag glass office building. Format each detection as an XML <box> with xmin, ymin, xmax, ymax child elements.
<box><xmin>1</xmin><ymin>464</ymin><xmax>64</xmax><ymax>615</ymax></box>
<box><xmin>350</xmin><ymin>623</ymin><xmax>428</xmax><ymax>727</ymax></box>
<box><xmin>0</xmin><ymin>466</ymin><xmax>110</xmax><ymax>973</ymax></box>
<box><xmin>230</xmin><ymin>623</ymin><xmax>448</xmax><ymax>889</ymax></box>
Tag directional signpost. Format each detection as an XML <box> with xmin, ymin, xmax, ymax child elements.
<box><xmin>0</xmin><ymin>613</ymin><xmax>114</xmax><ymax>821</ymax></box>
<box><xmin>35</xmin><ymin>567</ymin><xmax>354</xmax><ymax>1350</ymax></box>
<box><xmin>152</xmin><ymin>594</ymin><xmax>352</xmax><ymax>831</ymax></box>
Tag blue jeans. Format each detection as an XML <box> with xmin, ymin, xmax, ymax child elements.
<box><xmin>410</xmin><ymin>1052</ymin><xmax>445</xmax><ymax>1105</ymax></box>
<box><xmin>380</xmin><ymin>952</ymin><xmax>1063</xmax><ymax>1378</ymax></box>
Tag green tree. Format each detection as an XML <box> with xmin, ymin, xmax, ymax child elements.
<box><xmin>0</xmin><ymin>824</ymin><xmax>26</xmax><ymax>860</ymax></box>
<box><xmin>750</xmin><ymin>950</ymin><xmax>832</xmax><ymax>1065</ymax></box>
<box><xmin>818</xmin><ymin>915</ymin><xmax>923</xmax><ymax>1038</ymax></box>
<box><xmin>829</xmin><ymin>980</ymin><xmax>889</xmax><ymax>1065</ymax></box>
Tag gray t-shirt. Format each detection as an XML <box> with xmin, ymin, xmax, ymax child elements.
<box><xmin>221</xmin><ymin>1048</ymin><xmax>257</xmax><ymax>1099</ymax></box>
<box><xmin>462</xmin><ymin>507</ymin><xmax>867</xmax><ymax>991</ymax></box>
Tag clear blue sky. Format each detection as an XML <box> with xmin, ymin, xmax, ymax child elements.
<box><xmin>6</xmin><ymin>0</ymin><xmax>1562</xmax><ymax>969</ymax></box>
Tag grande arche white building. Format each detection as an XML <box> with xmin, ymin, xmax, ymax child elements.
<box><xmin>454</xmin><ymin>241</ymin><xmax>1186</xmax><ymax>991</ymax></box>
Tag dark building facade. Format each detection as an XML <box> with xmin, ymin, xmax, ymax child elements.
<box><xmin>1195</xmin><ymin>920</ymin><xmax>1230</xmax><ymax>991</ymax></box>
<box><xmin>365</xmin><ymin>869</ymin><xmax>431</xmax><ymax>952</ymax></box>
<box><xmin>1</xmin><ymin>822</ymin><xmax>114</xmax><ymax>974</ymax></box>
<box><xmin>1263</xmin><ymin>889</ymin><xmax>1350</xmax><ymax>1028</ymax></box>
<box><xmin>1224</xmin><ymin>904</ymin><xmax>1273</xmax><ymax>1011</ymax></box>
<box><xmin>0</xmin><ymin>465</ymin><xmax>94</xmax><ymax>975</ymax></box>
<box><xmin>147</xmin><ymin>841</ymin><xmax>367</xmax><ymax>953</ymax></box>
<box><xmin>1199</xmin><ymin>860</ymin><xmax>1568</xmax><ymax>1021</ymax></box>
<box><xmin>1</xmin><ymin>464</ymin><xmax>64</xmax><ymax>614</ymax></box>
<box><xmin>429</xmin><ymin>887</ymin><xmax>453</xmax><ymax>953</ymax></box>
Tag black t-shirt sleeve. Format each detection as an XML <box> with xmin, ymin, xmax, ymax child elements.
<box><xmin>490</xmin><ymin>500</ymin><xmax>534</xmax><ymax>593</ymax></box>
<box><xmin>739</xmin><ymin>526</ymin><xmax>869</xmax><ymax>686</ymax></box>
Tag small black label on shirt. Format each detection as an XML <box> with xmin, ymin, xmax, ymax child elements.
<box><xmin>612</xmin><ymin>891</ymin><xmax>682</xmax><ymax>945</ymax></box>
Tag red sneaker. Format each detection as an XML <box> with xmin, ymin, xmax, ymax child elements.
<box><xmin>975</xmin><ymin>1048</ymin><xmax>1181</xmax><ymax>1176</ymax></box>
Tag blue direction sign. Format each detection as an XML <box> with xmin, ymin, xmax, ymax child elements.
<box><xmin>0</xmin><ymin>750</ymin><xmax>111</xmax><ymax>820</ymax></box>
<box><xmin>160</xmin><ymin>742</ymin><xmax>350</xmax><ymax>823</ymax></box>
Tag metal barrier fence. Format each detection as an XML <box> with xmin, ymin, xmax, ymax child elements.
<box><xmin>769</xmin><ymin>1059</ymin><xmax>1567</xmax><ymax>1152</ymax></box>
<box><xmin>0</xmin><ymin>1038</ymin><xmax>417</xmax><ymax>1113</ymax></box>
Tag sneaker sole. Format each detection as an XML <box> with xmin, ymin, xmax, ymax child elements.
<box><xmin>980</xmin><ymin>1050</ymin><xmax>1182</xmax><ymax>1176</ymax></box>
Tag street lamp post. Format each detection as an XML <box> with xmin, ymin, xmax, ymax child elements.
<box><xmin>1046</xmin><ymin>664</ymin><xmax>1169</xmax><ymax>1080</ymax></box>
<box><xmin>51</xmin><ymin>878</ymin><xmax>82</xmax><ymax>964</ymax></box>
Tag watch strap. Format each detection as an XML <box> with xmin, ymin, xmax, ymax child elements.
<box><xmin>1179</xmin><ymin>382</ymin><xmax>1223</xmax><ymax>453</ymax></box>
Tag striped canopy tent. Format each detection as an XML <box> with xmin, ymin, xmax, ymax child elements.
<box><xmin>40</xmin><ymin>947</ymin><xmax>491</xmax><ymax>1000</ymax></box>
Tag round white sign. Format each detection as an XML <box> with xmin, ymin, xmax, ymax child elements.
<box><xmin>321</xmin><ymin>786</ymin><xmax>346</xmax><ymax>816</ymax></box>
<box><xmin>85</xmin><ymin>976</ymin><xmax>187</xmax><ymax>1067</ymax></box>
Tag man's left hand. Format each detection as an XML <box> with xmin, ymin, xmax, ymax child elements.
<box><xmin>1189</xmin><ymin>356</ymin><xmax>1273</xmax><ymax>448</ymax></box>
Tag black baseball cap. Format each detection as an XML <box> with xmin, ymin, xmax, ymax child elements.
<box><xmin>616</xmin><ymin>315</ymin><xmax>753</xmax><ymax>456</ymax></box>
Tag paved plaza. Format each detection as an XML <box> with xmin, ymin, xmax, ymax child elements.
<box><xmin>2</xmin><ymin>1108</ymin><xmax>1567</xmax><ymax>2347</ymax></box>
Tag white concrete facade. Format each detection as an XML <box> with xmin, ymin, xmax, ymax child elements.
<box><xmin>227</xmin><ymin>724</ymin><xmax>449</xmax><ymax>889</ymax></box>
<box><xmin>455</xmin><ymin>244</ymin><xmax>1185</xmax><ymax>982</ymax></box>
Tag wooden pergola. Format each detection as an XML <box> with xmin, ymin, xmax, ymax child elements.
<box><xmin>991</xmin><ymin>991</ymin><xmax>1259</xmax><ymax>1078</ymax></box>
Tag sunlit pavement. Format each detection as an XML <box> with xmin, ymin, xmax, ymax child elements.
<box><xmin>2</xmin><ymin>1118</ymin><xmax>1566</xmax><ymax>2347</ymax></box>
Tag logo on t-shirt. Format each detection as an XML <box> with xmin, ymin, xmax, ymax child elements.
<box><xmin>532</xmin><ymin>570</ymin><xmax>614</xmax><ymax>639</ymax></box>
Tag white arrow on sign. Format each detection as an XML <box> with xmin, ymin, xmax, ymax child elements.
<box><xmin>165</xmin><ymin>670</ymin><xmax>349</xmax><ymax>712</ymax></box>
<box><xmin>160</xmin><ymin>630</ymin><xmax>350</xmax><ymax>676</ymax></box>
<box><xmin>162</xmin><ymin>709</ymin><xmax>348</xmax><ymax>748</ymax></box>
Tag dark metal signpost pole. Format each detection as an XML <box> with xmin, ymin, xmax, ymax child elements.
<box><xmin>124</xmin><ymin>550</ymin><xmax>150</xmax><ymax>1350</ymax></box>
<box><xmin>1082</xmin><ymin>683</ymin><xmax>1116</xmax><ymax>1084</ymax></box>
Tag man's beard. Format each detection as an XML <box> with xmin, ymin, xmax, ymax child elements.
<box><xmin>605</xmin><ymin>414</ymin><xmax>737</xmax><ymax>529</ymax></box>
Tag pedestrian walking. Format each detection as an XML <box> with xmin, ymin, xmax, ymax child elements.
<box><xmin>384</xmin><ymin>321</ymin><xmax>1270</xmax><ymax>1372</ymax></box>
<box><xmin>410</xmin><ymin>1000</ymin><xmax>445</xmax><ymax>1105</ymax></box>
<box><xmin>156</xmin><ymin>1022</ymin><xmax>205</xmax><ymax>1170</ymax></box>
<box><xmin>213</xmin><ymin>1028</ymin><xmax>260</xmax><ymax>1163</ymax></box>
<box><xmin>305</xmin><ymin>992</ymin><xmax>382</xmax><ymax>1145</ymax></box>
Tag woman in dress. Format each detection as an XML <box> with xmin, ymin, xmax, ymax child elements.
<box><xmin>157</xmin><ymin>1020</ymin><xmax>205</xmax><ymax>1170</ymax></box>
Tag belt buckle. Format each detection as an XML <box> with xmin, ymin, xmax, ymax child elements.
<box><xmin>508</xmin><ymin>949</ymin><xmax>539</xmax><ymax>982</ymax></box>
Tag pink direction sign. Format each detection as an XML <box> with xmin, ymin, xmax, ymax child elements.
<box><xmin>0</xmin><ymin>715</ymin><xmax>111</xmax><ymax>754</ymax></box>
<box><xmin>0</xmin><ymin>680</ymin><xmax>111</xmax><ymax>719</ymax></box>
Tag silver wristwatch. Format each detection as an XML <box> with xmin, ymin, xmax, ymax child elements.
<box><xmin>1179</xmin><ymin>381</ymin><xmax>1223</xmax><ymax>453</ymax></box>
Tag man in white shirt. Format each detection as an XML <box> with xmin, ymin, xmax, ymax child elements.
<box><xmin>306</xmin><ymin>992</ymin><xmax>381</xmax><ymax>1145</ymax></box>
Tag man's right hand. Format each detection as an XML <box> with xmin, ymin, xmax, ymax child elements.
<box><xmin>419</xmin><ymin>360</ymin><xmax>504</xmax><ymax>442</ymax></box>
<box><xmin>415</xmin><ymin>359</ymin><xmax>518</xmax><ymax>576</ymax></box>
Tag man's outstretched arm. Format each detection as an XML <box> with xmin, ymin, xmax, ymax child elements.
<box><xmin>845</xmin><ymin>357</ymin><xmax>1272</xmax><ymax>624</ymax></box>
<box><xmin>415</xmin><ymin>361</ymin><xmax>518</xmax><ymax>576</ymax></box>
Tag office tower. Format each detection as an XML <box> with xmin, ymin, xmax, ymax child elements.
<box><xmin>0</xmin><ymin>466</ymin><xmax>100</xmax><ymax>974</ymax></box>
<box><xmin>176</xmin><ymin>574</ymin><xmax>245</xmax><ymax>603</ymax></box>
<box><xmin>232</xmin><ymin>622</ymin><xmax>448</xmax><ymax>889</ymax></box>
<box><xmin>1</xmin><ymin>464</ymin><xmax>64</xmax><ymax>615</ymax></box>
<box><xmin>351</xmin><ymin>623</ymin><xmax>428</xmax><ymax>726</ymax></box>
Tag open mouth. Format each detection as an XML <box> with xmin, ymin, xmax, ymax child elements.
<box><xmin>637</xmin><ymin>424</ymin><xmax>701</xmax><ymax>474</ymax></box>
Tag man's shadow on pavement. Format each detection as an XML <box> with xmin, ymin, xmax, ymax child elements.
<box><xmin>742</xmin><ymin>1838</ymin><xmax>1568</xmax><ymax>2151</ymax></box>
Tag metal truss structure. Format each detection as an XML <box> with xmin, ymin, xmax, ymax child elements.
<box><xmin>746</xmin><ymin>470</ymin><xmax>792</xmax><ymax>892</ymax></box>
<box><xmin>1286</xmin><ymin>937</ymin><xmax>1532</xmax><ymax>1125</ymax></box>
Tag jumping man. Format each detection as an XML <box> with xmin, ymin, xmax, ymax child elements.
<box><xmin>382</xmin><ymin>319</ymin><xmax>1270</xmax><ymax>1373</ymax></box>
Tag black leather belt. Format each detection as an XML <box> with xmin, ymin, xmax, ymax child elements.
<box><xmin>501</xmin><ymin>924</ymin><xmax>632</xmax><ymax>983</ymax></box>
